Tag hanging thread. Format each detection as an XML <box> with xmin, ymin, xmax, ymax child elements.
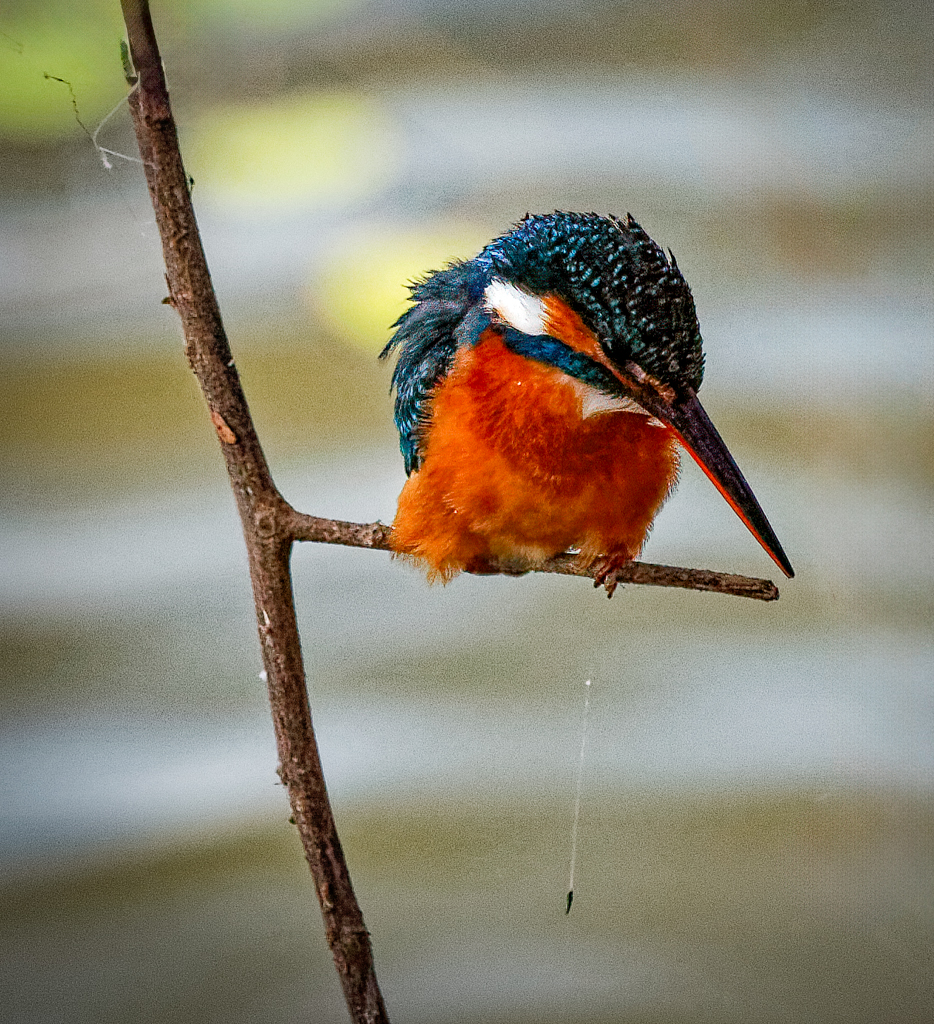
<box><xmin>566</xmin><ymin>678</ymin><xmax>591</xmax><ymax>913</ymax></box>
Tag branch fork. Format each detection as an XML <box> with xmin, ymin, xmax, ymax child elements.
<box><xmin>118</xmin><ymin>3</ymin><xmax>779</xmax><ymax>1020</ymax></box>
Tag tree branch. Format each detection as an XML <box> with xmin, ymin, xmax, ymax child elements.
<box><xmin>120</xmin><ymin>3</ymin><xmax>389</xmax><ymax>1021</ymax></box>
<box><xmin>118</xmin><ymin>0</ymin><xmax>781</xmax><ymax>1017</ymax></box>
<box><xmin>285</xmin><ymin>510</ymin><xmax>780</xmax><ymax>601</ymax></box>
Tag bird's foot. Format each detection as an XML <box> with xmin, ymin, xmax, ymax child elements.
<box><xmin>588</xmin><ymin>553</ymin><xmax>635</xmax><ymax>598</ymax></box>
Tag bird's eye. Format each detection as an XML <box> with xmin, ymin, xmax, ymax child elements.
<box><xmin>621</xmin><ymin>359</ymin><xmax>677</xmax><ymax>403</ymax></box>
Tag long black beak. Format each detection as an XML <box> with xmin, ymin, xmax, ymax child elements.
<box><xmin>642</xmin><ymin>388</ymin><xmax>794</xmax><ymax>579</ymax></box>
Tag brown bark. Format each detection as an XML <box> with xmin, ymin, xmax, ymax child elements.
<box><xmin>286</xmin><ymin>508</ymin><xmax>780</xmax><ymax>600</ymax></box>
<box><xmin>120</xmin><ymin>3</ymin><xmax>389</xmax><ymax>1020</ymax></box>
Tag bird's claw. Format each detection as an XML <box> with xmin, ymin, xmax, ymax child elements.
<box><xmin>589</xmin><ymin>555</ymin><xmax>633</xmax><ymax>598</ymax></box>
<box><xmin>594</xmin><ymin>572</ymin><xmax>621</xmax><ymax>598</ymax></box>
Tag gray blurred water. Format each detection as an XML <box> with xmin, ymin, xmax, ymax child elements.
<box><xmin>1</xmin><ymin>7</ymin><xmax>932</xmax><ymax>1021</ymax></box>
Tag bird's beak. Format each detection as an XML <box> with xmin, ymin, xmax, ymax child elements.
<box><xmin>533</xmin><ymin>299</ymin><xmax>793</xmax><ymax>578</ymax></box>
<box><xmin>640</xmin><ymin>387</ymin><xmax>794</xmax><ymax>579</ymax></box>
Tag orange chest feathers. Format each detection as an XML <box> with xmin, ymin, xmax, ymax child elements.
<box><xmin>390</xmin><ymin>329</ymin><xmax>681</xmax><ymax>581</ymax></box>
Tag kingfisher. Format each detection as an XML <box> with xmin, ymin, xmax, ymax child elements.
<box><xmin>381</xmin><ymin>212</ymin><xmax>793</xmax><ymax>594</ymax></box>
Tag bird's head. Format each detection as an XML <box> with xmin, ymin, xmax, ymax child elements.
<box><xmin>384</xmin><ymin>211</ymin><xmax>793</xmax><ymax>578</ymax></box>
<box><xmin>477</xmin><ymin>210</ymin><xmax>704</xmax><ymax>394</ymax></box>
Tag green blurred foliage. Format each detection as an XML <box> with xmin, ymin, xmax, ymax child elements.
<box><xmin>186</xmin><ymin>90</ymin><xmax>398</xmax><ymax>211</ymax></box>
<box><xmin>0</xmin><ymin>1</ymin><xmax>125</xmax><ymax>139</ymax></box>
<box><xmin>0</xmin><ymin>0</ymin><xmax>363</xmax><ymax>141</ymax></box>
<box><xmin>309</xmin><ymin>222</ymin><xmax>490</xmax><ymax>353</ymax></box>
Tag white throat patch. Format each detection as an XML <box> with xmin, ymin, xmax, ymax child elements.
<box><xmin>571</xmin><ymin>380</ymin><xmax>664</xmax><ymax>425</ymax></box>
<box><xmin>484</xmin><ymin>279</ymin><xmax>547</xmax><ymax>336</ymax></box>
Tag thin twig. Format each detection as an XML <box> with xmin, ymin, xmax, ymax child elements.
<box><xmin>285</xmin><ymin>510</ymin><xmax>780</xmax><ymax>601</ymax></box>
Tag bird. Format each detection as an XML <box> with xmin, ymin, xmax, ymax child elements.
<box><xmin>380</xmin><ymin>211</ymin><xmax>793</xmax><ymax>594</ymax></box>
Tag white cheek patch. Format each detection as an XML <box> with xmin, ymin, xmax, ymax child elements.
<box><xmin>484</xmin><ymin>279</ymin><xmax>547</xmax><ymax>336</ymax></box>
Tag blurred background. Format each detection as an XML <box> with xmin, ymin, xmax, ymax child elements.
<box><xmin>1</xmin><ymin>1</ymin><xmax>932</xmax><ymax>1021</ymax></box>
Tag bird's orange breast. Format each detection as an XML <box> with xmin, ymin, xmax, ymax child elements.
<box><xmin>390</xmin><ymin>327</ymin><xmax>680</xmax><ymax>581</ymax></box>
